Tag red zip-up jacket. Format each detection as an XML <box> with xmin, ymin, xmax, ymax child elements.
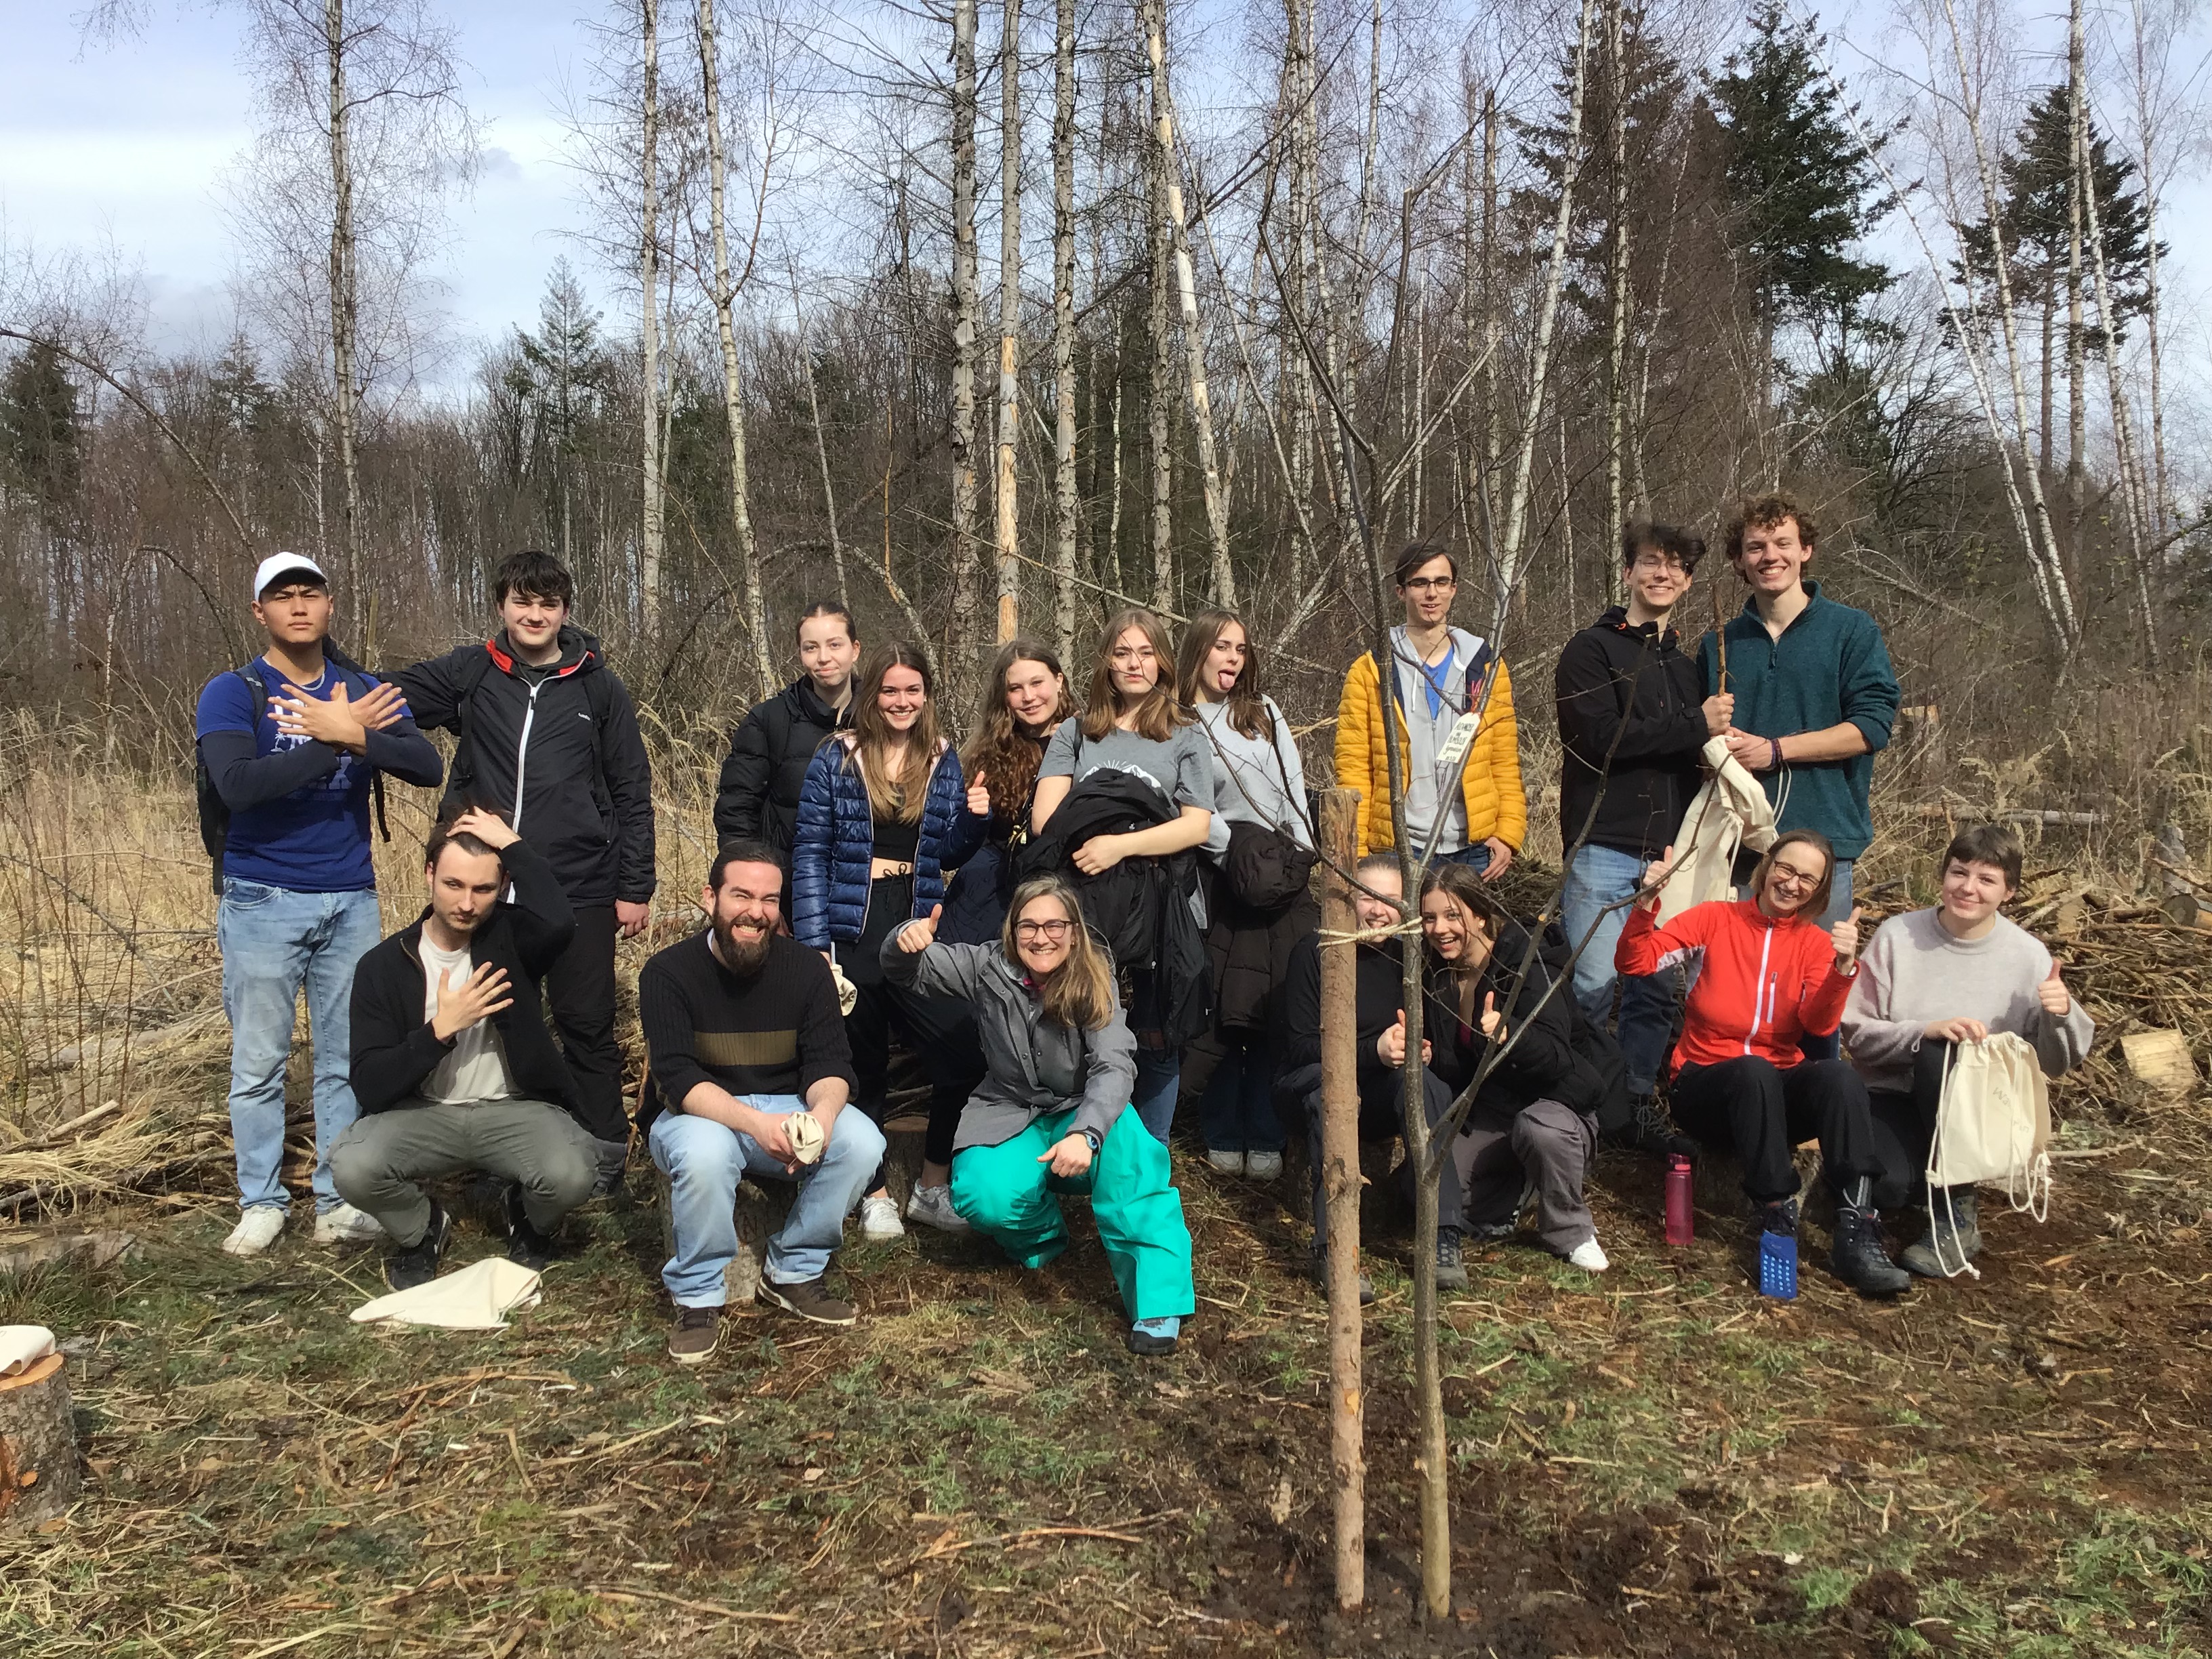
<box><xmin>1617</xmin><ymin>898</ymin><xmax>1856</xmax><ymax>1073</ymax></box>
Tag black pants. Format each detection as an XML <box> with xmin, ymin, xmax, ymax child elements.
<box><xmin>1669</xmin><ymin>1056</ymin><xmax>1880</xmax><ymax>1204</ymax></box>
<box><xmin>842</xmin><ymin>875</ymin><xmax>987</xmax><ymax>1172</ymax></box>
<box><xmin>1302</xmin><ymin>1069</ymin><xmax>1464</xmax><ymax>1250</ymax></box>
<box><xmin>1865</xmin><ymin>1037</ymin><xmax>1956</xmax><ymax>1212</ymax></box>
<box><xmin>544</xmin><ymin>903</ymin><xmax>629</xmax><ymax>1145</ymax></box>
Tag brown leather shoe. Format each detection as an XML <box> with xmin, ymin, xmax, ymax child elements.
<box><xmin>668</xmin><ymin>1305</ymin><xmax>720</xmax><ymax>1364</ymax></box>
<box><xmin>759</xmin><ymin>1275</ymin><xmax>857</xmax><ymax>1326</ymax></box>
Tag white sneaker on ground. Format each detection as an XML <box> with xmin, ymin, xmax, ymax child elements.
<box><xmin>1565</xmin><ymin>1237</ymin><xmax>1610</xmax><ymax>1273</ymax></box>
<box><xmin>1245</xmin><ymin>1150</ymin><xmax>1284</xmax><ymax>1182</ymax></box>
<box><xmin>312</xmin><ymin>1203</ymin><xmax>385</xmax><ymax>1245</ymax></box>
<box><xmin>222</xmin><ymin>1208</ymin><xmax>287</xmax><ymax>1256</ymax></box>
<box><xmin>905</xmin><ymin>1183</ymin><xmax>970</xmax><ymax>1233</ymax></box>
<box><xmin>1206</xmin><ymin>1148</ymin><xmax>1246</xmax><ymax>1176</ymax></box>
<box><xmin>858</xmin><ymin>1191</ymin><xmax>906</xmax><ymax>1242</ymax></box>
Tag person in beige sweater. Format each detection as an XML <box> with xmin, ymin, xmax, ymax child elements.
<box><xmin>1843</xmin><ymin>823</ymin><xmax>2094</xmax><ymax>1277</ymax></box>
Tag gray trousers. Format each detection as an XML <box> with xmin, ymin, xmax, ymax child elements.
<box><xmin>330</xmin><ymin>1097</ymin><xmax>598</xmax><ymax>1248</ymax></box>
<box><xmin>1450</xmin><ymin>1098</ymin><xmax>1597</xmax><ymax>1254</ymax></box>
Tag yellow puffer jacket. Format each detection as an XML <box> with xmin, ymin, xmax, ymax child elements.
<box><xmin>1332</xmin><ymin>649</ymin><xmax>1525</xmax><ymax>856</ymax></box>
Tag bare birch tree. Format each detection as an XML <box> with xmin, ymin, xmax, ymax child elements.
<box><xmin>1050</xmin><ymin>0</ymin><xmax>1080</xmax><ymax>652</ymax></box>
<box><xmin>996</xmin><ymin>0</ymin><xmax>1023</xmax><ymax>642</ymax></box>
<box><xmin>638</xmin><ymin>0</ymin><xmax>666</xmax><ymax>625</ymax></box>
<box><xmin>951</xmin><ymin>0</ymin><xmax>985</xmax><ymax>657</ymax></box>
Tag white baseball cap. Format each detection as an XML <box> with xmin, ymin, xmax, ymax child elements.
<box><xmin>251</xmin><ymin>552</ymin><xmax>330</xmax><ymax>601</ymax></box>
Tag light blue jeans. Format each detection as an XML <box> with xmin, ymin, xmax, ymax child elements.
<box><xmin>1560</xmin><ymin>843</ymin><xmax>1675</xmax><ymax>1095</ymax></box>
<box><xmin>1132</xmin><ymin>1045</ymin><xmax>1181</xmax><ymax>1144</ymax></box>
<box><xmin>218</xmin><ymin>880</ymin><xmax>383</xmax><ymax>1214</ymax></box>
<box><xmin>649</xmin><ymin>1099</ymin><xmax>886</xmax><ymax>1306</ymax></box>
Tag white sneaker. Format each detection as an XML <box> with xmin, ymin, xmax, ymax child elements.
<box><xmin>222</xmin><ymin>1207</ymin><xmax>287</xmax><ymax>1256</ymax></box>
<box><xmin>858</xmin><ymin>1191</ymin><xmax>905</xmax><ymax>1242</ymax></box>
<box><xmin>1206</xmin><ymin>1148</ymin><xmax>1246</xmax><ymax>1176</ymax></box>
<box><xmin>1565</xmin><ymin>1237</ymin><xmax>1610</xmax><ymax>1273</ymax></box>
<box><xmin>905</xmin><ymin>1183</ymin><xmax>970</xmax><ymax>1233</ymax></box>
<box><xmin>312</xmin><ymin>1203</ymin><xmax>386</xmax><ymax>1245</ymax></box>
<box><xmin>1246</xmin><ymin>1150</ymin><xmax>1284</xmax><ymax>1182</ymax></box>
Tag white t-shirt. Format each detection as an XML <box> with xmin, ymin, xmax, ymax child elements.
<box><xmin>419</xmin><ymin>936</ymin><xmax>516</xmax><ymax>1105</ymax></box>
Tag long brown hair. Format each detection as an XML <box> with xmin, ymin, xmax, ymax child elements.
<box><xmin>846</xmin><ymin>642</ymin><xmax>941</xmax><ymax>824</ymax></box>
<box><xmin>1176</xmin><ymin>608</ymin><xmax>1269</xmax><ymax>740</ymax></box>
<box><xmin>1418</xmin><ymin>860</ymin><xmax>1504</xmax><ymax>983</ymax></box>
<box><xmin>964</xmin><ymin>638</ymin><xmax>1076</xmax><ymax>824</ymax></box>
<box><xmin>1750</xmin><ymin>828</ymin><xmax>1837</xmax><ymax>920</ymax></box>
<box><xmin>1080</xmin><ymin>607</ymin><xmax>1188</xmax><ymax>742</ymax></box>
<box><xmin>1000</xmin><ymin>878</ymin><xmax>1115</xmax><ymax>1032</ymax></box>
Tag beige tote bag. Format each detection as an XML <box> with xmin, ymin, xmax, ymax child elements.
<box><xmin>1655</xmin><ymin>737</ymin><xmax>1778</xmax><ymax>925</ymax></box>
<box><xmin>1924</xmin><ymin>1033</ymin><xmax>2053</xmax><ymax>1277</ymax></box>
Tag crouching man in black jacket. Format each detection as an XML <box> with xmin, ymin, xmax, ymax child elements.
<box><xmin>1277</xmin><ymin>853</ymin><xmax>1464</xmax><ymax>1305</ymax></box>
<box><xmin>332</xmin><ymin>807</ymin><xmax>602</xmax><ymax>1290</ymax></box>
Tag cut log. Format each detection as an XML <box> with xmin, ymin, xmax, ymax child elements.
<box><xmin>2121</xmin><ymin>1029</ymin><xmax>2197</xmax><ymax>1097</ymax></box>
<box><xmin>0</xmin><ymin>1229</ymin><xmax>138</xmax><ymax>1278</ymax></box>
<box><xmin>0</xmin><ymin>1353</ymin><xmax>79</xmax><ymax>1527</ymax></box>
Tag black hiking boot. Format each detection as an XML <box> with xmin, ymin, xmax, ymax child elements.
<box><xmin>1753</xmin><ymin>1195</ymin><xmax>1800</xmax><ymax>1237</ymax></box>
<box><xmin>505</xmin><ymin>1184</ymin><xmax>557</xmax><ymax>1271</ymax></box>
<box><xmin>1435</xmin><ymin>1225</ymin><xmax>1469</xmax><ymax>1292</ymax></box>
<box><xmin>1900</xmin><ymin>1188</ymin><xmax>1982</xmax><ymax>1278</ymax></box>
<box><xmin>1309</xmin><ymin>1248</ymin><xmax>1375</xmax><ymax>1307</ymax></box>
<box><xmin>1831</xmin><ymin>1180</ymin><xmax>1911</xmax><ymax>1297</ymax></box>
<box><xmin>385</xmin><ymin>1202</ymin><xmax>451</xmax><ymax>1291</ymax></box>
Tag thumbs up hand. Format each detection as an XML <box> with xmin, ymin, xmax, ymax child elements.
<box><xmin>2038</xmin><ymin>956</ymin><xmax>2071</xmax><ymax>1016</ymax></box>
<box><xmin>1378</xmin><ymin>1008</ymin><xmax>1409</xmax><ymax>1069</ymax></box>
<box><xmin>1479</xmin><ymin>991</ymin><xmax>1506</xmax><ymax>1044</ymax></box>
<box><xmin>1637</xmin><ymin>844</ymin><xmax>1677</xmax><ymax>910</ymax></box>
<box><xmin>965</xmin><ymin>767</ymin><xmax>991</xmax><ymax>817</ymax></box>
<box><xmin>1831</xmin><ymin>905</ymin><xmax>1865</xmax><ymax>966</ymax></box>
<box><xmin>897</xmin><ymin>904</ymin><xmax>942</xmax><ymax>954</ymax></box>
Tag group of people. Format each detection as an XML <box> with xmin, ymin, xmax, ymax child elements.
<box><xmin>192</xmin><ymin>490</ymin><xmax>2094</xmax><ymax>1366</ymax></box>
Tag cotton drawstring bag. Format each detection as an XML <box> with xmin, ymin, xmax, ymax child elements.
<box><xmin>1655</xmin><ymin>737</ymin><xmax>1778</xmax><ymax>925</ymax></box>
<box><xmin>1925</xmin><ymin>1033</ymin><xmax>2052</xmax><ymax>1278</ymax></box>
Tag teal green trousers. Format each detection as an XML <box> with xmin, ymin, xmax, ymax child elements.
<box><xmin>949</xmin><ymin>1106</ymin><xmax>1195</xmax><ymax>1324</ymax></box>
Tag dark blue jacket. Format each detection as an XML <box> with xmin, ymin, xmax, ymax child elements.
<box><xmin>792</xmin><ymin>736</ymin><xmax>987</xmax><ymax>948</ymax></box>
<box><xmin>1696</xmin><ymin>580</ymin><xmax>1898</xmax><ymax>861</ymax></box>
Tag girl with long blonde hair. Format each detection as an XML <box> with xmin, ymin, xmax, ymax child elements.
<box><xmin>886</xmin><ymin>878</ymin><xmax>1196</xmax><ymax>1355</ymax></box>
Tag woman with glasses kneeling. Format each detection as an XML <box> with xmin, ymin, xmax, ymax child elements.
<box><xmin>884</xmin><ymin>877</ymin><xmax>1197</xmax><ymax>1355</ymax></box>
<box><xmin>1616</xmin><ymin>829</ymin><xmax>1910</xmax><ymax>1296</ymax></box>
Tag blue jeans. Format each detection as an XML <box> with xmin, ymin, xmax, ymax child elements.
<box><xmin>649</xmin><ymin>1099</ymin><xmax>886</xmax><ymax>1305</ymax></box>
<box><xmin>218</xmin><ymin>880</ymin><xmax>382</xmax><ymax>1214</ymax></box>
<box><xmin>1799</xmin><ymin>859</ymin><xmax>1854</xmax><ymax>1062</ymax></box>
<box><xmin>1437</xmin><ymin>842</ymin><xmax>1492</xmax><ymax>874</ymax></box>
<box><xmin>1132</xmin><ymin>1044</ymin><xmax>1181</xmax><ymax>1144</ymax></box>
<box><xmin>1197</xmin><ymin>1036</ymin><xmax>1285</xmax><ymax>1155</ymax></box>
<box><xmin>1560</xmin><ymin>843</ymin><xmax>1674</xmax><ymax>1095</ymax></box>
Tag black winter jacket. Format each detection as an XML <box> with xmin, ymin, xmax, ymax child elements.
<box><xmin>348</xmin><ymin>837</ymin><xmax>589</xmax><ymax>1125</ymax></box>
<box><xmin>1019</xmin><ymin>769</ymin><xmax>1211</xmax><ymax>1046</ymax></box>
<box><xmin>1422</xmin><ymin>920</ymin><xmax>1603</xmax><ymax>1120</ymax></box>
<box><xmin>393</xmin><ymin>629</ymin><xmax>657</xmax><ymax>907</ymax></box>
<box><xmin>1276</xmin><ymin>933</ymin><xmax>1412</xmax><ymax>1118</ymax></box>
<box><xmin>1554</xmin><ymin>607</ymin><xmax>1707</xmax><ymax>859</ymax></box>
<box><xmin>712</xmin><ymin>677</ymin><xmax>847</xmax><ymax>855</ymax></box>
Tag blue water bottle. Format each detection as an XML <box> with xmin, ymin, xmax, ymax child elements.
<box><xmin>1758</xmin><ymin>1230</ymin><xmax>1798</xmax><ymax>1299</ymax></box>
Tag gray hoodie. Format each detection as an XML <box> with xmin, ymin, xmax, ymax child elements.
<box><xmin>881</xmin><ymin>935</ymin><xmax>1136</xmax><ymax>1151</ymax></box>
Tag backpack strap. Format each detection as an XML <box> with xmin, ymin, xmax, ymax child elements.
<box><xmin>447</xmin><ymin>643</ymin><xmax>498</xmax><ymax>799</ymax></box>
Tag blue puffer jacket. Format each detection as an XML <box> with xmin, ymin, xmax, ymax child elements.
<box><xmin>792</xmin><ymin>736</ymin><xmax>987</xmax><ymax>948</ymax></box>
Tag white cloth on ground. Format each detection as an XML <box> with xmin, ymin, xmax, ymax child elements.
<box><xmin>348</xmin><ymin>1256</ymin><xmax>543</xmax><ymax>1330</ymax></box>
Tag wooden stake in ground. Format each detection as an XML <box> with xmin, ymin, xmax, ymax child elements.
<box><xmin>1317</xmin><ymin>785</ymin><xmax>1365</xmax><ymax>1610</ymax></box>
<box><xmin>1709</xmin><ymin>576</ymin><xmax>1729</xmax><ymax>693</ymax></box>
<box><xmin>0</xmin><ymin>1353</ymin><xmax>79</xmax><ymax>1528</ymax></box>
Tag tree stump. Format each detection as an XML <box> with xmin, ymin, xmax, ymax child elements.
<box><xmin>0</xmin><ymin>1354</ymin><xmax>79</xmax><ymax>1528</ymax></box>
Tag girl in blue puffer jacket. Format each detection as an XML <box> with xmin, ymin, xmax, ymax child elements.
<box><xmin>793</xmin><ymin>643</ymin><xmax>990</xmax><ymax>1239</ymax></box>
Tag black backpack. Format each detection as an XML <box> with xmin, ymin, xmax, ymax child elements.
<box><xmin>442</xmin><ymin>642</ymin><xmax>618</xmax><ymax>821</ymax></box>
<box><xmin>195</xmin><ymin>646</ymin><xmax>390</xmax><ymax>893</ymax></box>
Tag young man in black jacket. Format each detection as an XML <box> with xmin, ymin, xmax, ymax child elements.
<box><xmin>1553</xmin><ymin>523</ymin><xmax>1732</xmax><ymax>1130</ymax></box>
<box><xmin>332</xmin><ymin>808</ymin><xmax>604</xmax><ymax>1290</ymax></box>
<box><xmin>1277</xmin><ymin>855</ymin><xmax>1462</xmax><ymax>1299</ymax></box>
<box><xmin>712</xmin><ymin>601</ymin><xmax>859</xmax><ymax>871</ymax></box>
<box><xmin>392</xmin><ymin>551</ymin><xmax>653</xmax><ymax>1184</ymax></box>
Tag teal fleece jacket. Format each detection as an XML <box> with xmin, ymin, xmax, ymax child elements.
<box><xmin>1697</xmin><ymin>581</ymin><xmax>1899</xmax><ymax>860</ymax></box>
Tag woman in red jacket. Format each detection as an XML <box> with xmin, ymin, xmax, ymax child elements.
<box><xmin>1616</xmin><ymin>829</ymin><xmax>1908</xmax><ymax>1295</ymax></box>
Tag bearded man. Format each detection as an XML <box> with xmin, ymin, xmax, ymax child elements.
<box><xmin>637</xmin><ymin>841</ymin><xmax>884</xmax><ymax>1364</ymax></box>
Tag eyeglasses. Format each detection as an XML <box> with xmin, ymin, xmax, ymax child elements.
<box><xmin>1015</xmin><ymin>919</ymin><xmax>1073</xmax><ymax>941</ymax></box>
<box><xmin>1631</xmin><ymin>555</ymin><xmax>1688</xmax><ymax>575</ymax></box>
<box><xmin>1400</xmin><ymin>576</ymin><xmax>1456</xmax><ymax>594</ymax></box>
<box><xmin>1768</xmin><ymin>862</ymin><xmax>1822</xmax><ymax>890</ymax></box>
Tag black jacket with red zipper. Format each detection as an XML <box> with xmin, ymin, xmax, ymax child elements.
<box><xmin>392</xmin><ymin>626</ymin><xmax>656</xmax><ymax>907</ymax></box>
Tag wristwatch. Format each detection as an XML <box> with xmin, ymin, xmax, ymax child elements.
<box><xmin>1078</xmin><ymin>1126</ymin><xmax>1103</xmax><ymax>1153</ymax></box>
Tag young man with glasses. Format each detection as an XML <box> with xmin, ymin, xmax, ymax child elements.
<box><xmin>1334</xmin><ymin>542</ymin><xmax>1523</xmax><ymax>877</ymax></box>
<box><xmin>1555</xmin><ymin>523</ymin><xmax>1736</xmax><ymax>1138</ymax></box>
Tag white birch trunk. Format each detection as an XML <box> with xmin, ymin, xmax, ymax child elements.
<box><xmin>1604</xmin><ymin>0</ymin><xmax>1629</xmax><ymax>568</ymax></box>
<box><xmin>1143</xmin><ymin>0</ymin><xmax>1174</xmax><ymax>609</ymax></box>
<box><xmin>325</xmin><ymin>0</ymin><xmax>365</xmax><ymax>632</ymax></box>
<box><xmin>1050</xmin><ymin>0</ymin><xmax>1078</xmax><ymax>653</ymax></box>
<box><xmin>996</xmin><ymin>0</ymin><xmax>1023</xmax><ymax>642</ymax></box>
<box><xmin>638</xmin><ymin>0</ymin><xmax>665</xmax><ymax>626</ymax></box>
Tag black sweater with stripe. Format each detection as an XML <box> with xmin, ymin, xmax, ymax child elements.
<box><xmin>636</xmin><ymin>930</ymin><xmax>856</xmax><ymax>1130</ymax></box>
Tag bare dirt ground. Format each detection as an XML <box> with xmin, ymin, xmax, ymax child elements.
<box><xmin>3</xmin><ymin>1114</ymin><xmax>2208</xmax><ymax>1659</ymax></box>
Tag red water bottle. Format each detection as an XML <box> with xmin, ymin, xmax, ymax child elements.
<box><xmin>1665</xmin><ymin>1154</ymin><xmax>1694</xmax><ymax>1245</ymax></box>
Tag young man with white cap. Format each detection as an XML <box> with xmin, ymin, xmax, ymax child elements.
<box><xmin>194</xmin><ymin>554</ymin><xmax>443</xmax><ymax>1256</ymax></box>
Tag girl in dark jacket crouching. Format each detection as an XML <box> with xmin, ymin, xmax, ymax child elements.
<box><xmin>792</xmin><ymin>643</ymin><xmax>988</xmax><ymax>1239</ymax></box>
